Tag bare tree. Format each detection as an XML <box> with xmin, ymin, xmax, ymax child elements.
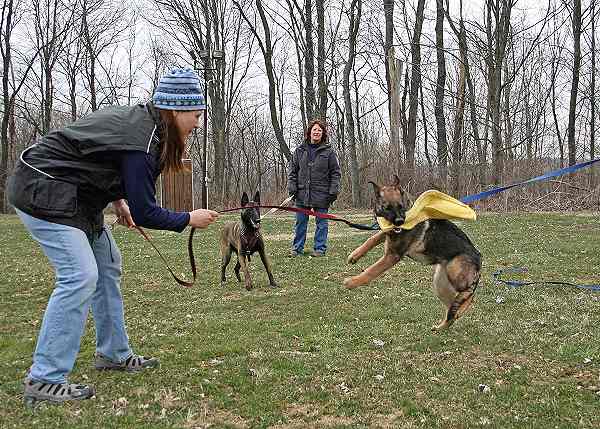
<box><xmin>80</xmin><ymin>0</ymin><xmax>129</xmax><ymax>111</ymax></box>
<box><xmin>304</xmin><ymin>0</ymin><xmax>316</xmax><ymax>120</ymax></box>
<box><xmin>315</xmin><ymin>0</ymin><xmax>327</xmax><ymax>119</ymax></box>
<box><xmin>31</xmin><ymin>0</ymin><xmax>75</xmax><ymax>133</ymax></box>
<box><xmin>343</xmin><ymin>0</ymin><xmax>361</xmax><ymax>205</ymax></box>
<box><xmin>590</xmin><ymin>0</ymin><xmax>596</xmax><ymax>166</ymax></box>
<box><xmin>383</xmin><ymin>0</ymin><xmax>403</xmax><ymax>176</ymax></box>
<box><xmin>405</xmin><ymin>0</ymin><xmax>425</xmax><ymax>172</ymax></box>
<box><xmin>566</xmin><ymin>0</ymin><xmax>582</xmax><ymax>166</ymax></box>
<box><xmin>1</xmin><ymin>0</ymin><xmax>39</xmax><ymax>211</ymax></box>
<box><xmin>234</xmin><ymin>0</ymin><xmax>292</xmax><ymax>161</ymax></box>
<box><xmin>57</xmin><ymin>22</ymin><xmax>84</xmax><ymax>121</ymax></box>
<box><xmin>434</xmin><ymin>0</ymin><xmax>448</xmax><ymax>185</ymax></box>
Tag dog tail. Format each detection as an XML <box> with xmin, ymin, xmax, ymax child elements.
<box><xmin>449</xmin><ymin>274</ymin><xmax>480</xmax><ymax>321</ymax></box>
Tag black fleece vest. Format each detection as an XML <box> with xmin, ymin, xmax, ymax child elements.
<box><xmin>7</xmin><ymin>103</ymin><xmax>161</xmax><ymax>235</ymax></box>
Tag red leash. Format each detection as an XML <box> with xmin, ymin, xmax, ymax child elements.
<box><xmin>220</xmin><ymin>205</ymin><xmax>378</xmax><ymax>231</ymax></box>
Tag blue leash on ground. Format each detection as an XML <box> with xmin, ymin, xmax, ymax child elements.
<box><xmin>492</xmin><ymin>267</ymin><xmax>600</xmax><ymax>292</ymax></box>
<box><xmin>477</xmin><ymin>159</ymin><xmax>600</xmax><ymax>293</ymax></box>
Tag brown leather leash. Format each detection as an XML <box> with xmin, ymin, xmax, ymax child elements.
<box><xmin>134</xmin><ymin>226</ymin><xmax>197</xmax><ymax>288</ymax></box>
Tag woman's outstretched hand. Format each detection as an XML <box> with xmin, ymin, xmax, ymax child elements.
<box><xmin>189</xmin><ymin>209</ymin><xmax>219</xmax><ymax>228</ymax></box>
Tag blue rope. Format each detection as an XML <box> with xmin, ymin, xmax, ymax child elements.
<box><xmin>492</xmin><ymin>267</ymin><xmax>600</xmax><ymax>292</ymax></box>
<box><xmin>460</xmin><ymin>158</ymin><xmax>600</xmax><ymax>204</ymax></box>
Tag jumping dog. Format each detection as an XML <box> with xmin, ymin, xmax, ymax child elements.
<box><xmin>220</xmin><ymin>191</ymin><xmax>278</xmax><ymax>290</ymax></box>
<box><xmin>344</xmin><ymin>176</ymin><xmax>481</xmax><ymax>330</ymax></box>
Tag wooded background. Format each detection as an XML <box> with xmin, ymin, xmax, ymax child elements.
<box><xmin>1</xmin><ymin>0</ymin><xmax>598</xmax><ymax>211</ymax></box>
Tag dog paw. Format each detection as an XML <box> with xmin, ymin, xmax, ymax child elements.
<box><xmin>431</xmin><ymin>320</ymin><xmax>452</xmax><ymax>332</ymax></box>
<box><xmin>245</xmin><ymin>283</ymin><xmax>253</xmax><ymax>291</ymax></box>
<box><xmin>343</xmin><ymin>277</ymin><xmax>360</xmax><ymax>289</ymax></box>
<box><xmin>346</xmin><ymin>253</ymin><xmax>358</xmax><ymax>264</ymax></box>
<box><xmin>269</xmin><ymin>282</ymin><xmax>280</xmax><ymax>288</ymax></box>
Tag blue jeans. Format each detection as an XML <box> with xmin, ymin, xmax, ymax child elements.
<box><xmin>292</xmin><ymin>206</ymin><xmax>329</xmax><ymax>254</ymax></box>
<box><xmin>16</xmin><ymin>209</ymin><xmax>132</xmax><ymax>384</ymax></box>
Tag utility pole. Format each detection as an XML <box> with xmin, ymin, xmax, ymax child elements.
<box><xmin>190</xmin><ymin>48</ymin><xmax>225</xmax><ymax>209</ymax></box>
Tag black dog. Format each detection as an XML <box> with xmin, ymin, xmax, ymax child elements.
<box><xmin>219</xmin><ymin>191</ymin><xmax>278</xmax><ymax>290</ymax></box>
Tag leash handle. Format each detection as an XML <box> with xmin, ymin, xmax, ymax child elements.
<box><xmin>135</xmin><ymin>226</ymin><xmax>196</xmax><ymax>288</ymax></box>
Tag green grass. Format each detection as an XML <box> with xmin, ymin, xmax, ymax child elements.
<box><xmin>1</xmin><ymin>212</ymin><xmax>600</xmax><ymax>428</ymax></box>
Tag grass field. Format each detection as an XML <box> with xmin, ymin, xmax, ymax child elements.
<box><xmin>1</xmin><ymin>211</ymin><xmax>600</xmax><ymax>428</ymax></box>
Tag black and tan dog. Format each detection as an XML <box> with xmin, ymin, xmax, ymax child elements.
<box><xmin>220</xmin><ymin>191</ymin><xmax>278</xmax><ymax>290</ymax></box>
<box><xmin>344</xmin><ymin>176</ymin><xmax>481</xmax><ymax>330</ymax></box>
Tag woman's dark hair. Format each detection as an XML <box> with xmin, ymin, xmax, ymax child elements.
<box><xmin>156</xmin><ymin>108</ymin><xmax>189</xmax><ymax>173</ymax></box>
<box><xmin>305</xmin><ymin>119</ymin><xmax>328</xmax><ymax>144</ymax></box>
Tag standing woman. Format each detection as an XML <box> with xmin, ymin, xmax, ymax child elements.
<box><xmin>7</xmin><ymin>68</ymin><xmax>219</xmax><ymax>406</ymax></box>
<box><xmin>287</xmin><ymin>119</ymin><xmax>341</xmax><ymax>257</ymax></box>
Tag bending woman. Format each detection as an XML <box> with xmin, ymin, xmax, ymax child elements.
<box><xmin>7</xmin><ymin>68</ymin><xmax>218</xmax><ymax>406</ymax></box>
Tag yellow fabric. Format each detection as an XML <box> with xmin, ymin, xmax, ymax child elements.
<box><xmin>376</xmin><ymin>190</ymin><xmax>476</xmax><ymax>232</ymax></box>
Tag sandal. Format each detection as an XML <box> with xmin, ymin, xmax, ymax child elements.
<box><xmin>23</xmin><ymin>377</ymin><xmax>95</xmax><ymax>408</ymax></box>
<box><xmin>94</xmin><ymin>353</ymin><xmax>160</xmax><ymax>372</ymax></box>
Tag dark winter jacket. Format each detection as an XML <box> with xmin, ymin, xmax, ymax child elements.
<box><xmin>7</xmin><ymin>102</ymin><xmax>188</xmax><ymax>236</ymax></box>
<box><xmin>287</xmin><ymin>142</ymin><xmax>341</xmax><ymax>209</ymax></box>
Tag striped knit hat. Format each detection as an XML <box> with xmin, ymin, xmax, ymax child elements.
<box><xmin>152</xmin><ymin>68</ymin><xmax>205</xmax><ymax>110</ymax></box>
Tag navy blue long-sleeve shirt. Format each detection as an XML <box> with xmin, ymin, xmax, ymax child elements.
<box><xmin>118</xmin><ymin>151</ymin><xmax>190</xmax><ymax>232</ymax></box>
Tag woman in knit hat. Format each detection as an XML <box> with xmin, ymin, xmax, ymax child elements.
<box><xmin>7</xmin><ymin>68</ymin><xmax>218</xmax><ymax>406</ymax></box>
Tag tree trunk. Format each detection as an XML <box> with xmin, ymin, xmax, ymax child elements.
<box><xmin>485</xmin><ymin>0</ymin><xmax>512</xmax><ymax>185</ymax></box>
<box><xmin>446</xmin><ymin>0</ymin><xmax>484</xmax><ymax>186</ymax></box>
<box><xmin>405</xmin><ymin>0</ymin><xmax>425</xmax><ymax>171</ymax></box>
<box><xmin>343</xmin><ymin>0</ymin><xmax>361</xmax><ymax>206</ymax></box>
<box><xmin>590</xmin><ymin>1</ymin><xmax>596</xmax><ymax>169</ymax></box>
<box><xmin>316</xmin><ymin>0</ymin><xmax>327</xmax><ymax>120</ymax></box>
<box><xmin>0</xmin><ymin>0</ymin><xmax>14</xmax><ymax>212</ymax></box>
<box><xmin>304</xmin><ymin>0</ymin><xmax>316</xmax><ymax>121</ymax></box>
<box><xmin>567</xmin><ymin>0</ymin><xmax>581</xmax><ymax>166</ymax></box>
<box><xmin>434</xmin><ymin>0</ymin><xmax>448</xmax><ymax>186</ymax></box>
<box><xmin>450</xmin><ymin>50</ymin><xmax>466</xmax><ymax>197</ymax></box>
<box><xmin>384</xmin><ymin>0</ymin><xmax>402</xmax><ymax>177</ymax></box>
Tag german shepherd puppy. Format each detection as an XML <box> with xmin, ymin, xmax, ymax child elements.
<box><xmin>344</xmin><ymin>175</ymin><xmax>481</xmax><ymax>330</ymax></box>
<box><xmin>220</xmin><ymin>191</ymin><xmax>278</xmax><ymax>290</ymax></box>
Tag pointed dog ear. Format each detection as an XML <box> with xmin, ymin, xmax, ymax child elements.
<box><xmin>392</xmin><ymin>174</ymin><xmax>401</xmax><ymax>189</ymax></box>
<box><xmin>241</xmin><ymin>192</ymin><xmax>249</xmax><ymax>207</ymax></box>
<box><xmin>368</xmin><ymin>181</ymin><xmax>380</xmax><ymax>196</ymax></box>
<box><xmin>253</xmin><ymin>190</ymin><xmax>260</xmax><ymax>204</ymax></box>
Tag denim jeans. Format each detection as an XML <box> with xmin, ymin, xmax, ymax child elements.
<box><xmin>16</xmin><ymin>209</ymin><xmax>132</xmax><ymax>384</ymax></box>
<box><xmin>292</xmin><ymin>205</ymin><xmax>329</xmax><ymax>254</ymax></box>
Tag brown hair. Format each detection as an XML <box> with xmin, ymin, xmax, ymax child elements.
<box><xmin>305</xmin><ymin>119</ymin><xmax>328</xmax><ymax>144</ymax></box>
<box><xmin>157</xmin><ymin>109</ymin><xmax>189</xmax><ymax>173</ymax></box>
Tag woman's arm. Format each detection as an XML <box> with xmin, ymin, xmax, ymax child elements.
<box><xmin>119</xmin><ymin>151</ymin><xmax>191</xmax><ymax>232</ymax></box>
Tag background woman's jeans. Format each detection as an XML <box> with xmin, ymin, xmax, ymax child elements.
<box><xmin>292</xmin><ymin>205</ymin><xmax>329</xmax><ymax>254</ymax></box>
<box><xmin>16</xmin><ymin>209</ymin><xmax>132</xmax><ymax>384</ymax></box>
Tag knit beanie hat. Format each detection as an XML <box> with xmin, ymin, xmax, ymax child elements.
<box><xmin>152</xmin><ymin>68</ymin><xmax>205</xmax><ymax>110</ymax></box>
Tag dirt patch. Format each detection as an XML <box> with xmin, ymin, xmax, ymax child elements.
<box><xmin>182</xmin><ymin>404</ymin><xmax>249</xmax><ymax>429</ymax></box>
